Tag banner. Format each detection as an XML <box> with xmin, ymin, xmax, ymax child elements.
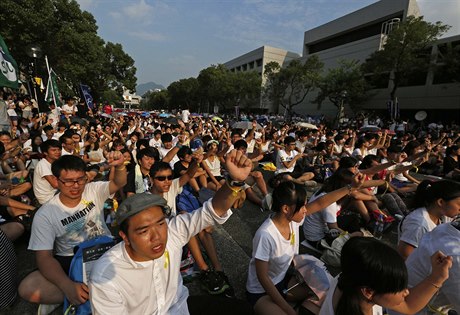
<box><xmin>80</xmin><ymin>84</ymin><xmax>94</xmax><ymax>109</ymax></box>
<box><xmin>45</xmin><ymin>69</ymin><xmax>62</xmax><ymax>106</ymax></box>
<box><xmin>0</xmin><ymin>34</ymin><xmax>19</xmax><ymax>89</ymax></box>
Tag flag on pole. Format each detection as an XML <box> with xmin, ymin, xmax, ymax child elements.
<box><xmin>0</xmin><ymin>34</ymin><xmax>19</xmax><ymax>89</ymax></box>
<box><xmin>45</xmin><ymin>69</ymin><xmax>62</xmax><ymax>106</ymax></box>
<box><xmin>80</xmin><ymin>84</ymin><xmax>94</xmax><ymax>109</ymax></box>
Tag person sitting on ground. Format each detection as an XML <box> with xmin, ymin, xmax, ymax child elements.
<box><xmin>397</xmin><ymin>180</ymin><xmax>460</xmax><ymax>260</ymax></box>
<box><xmin>33</xmin><ymin>139</ymin><xmax>62</xmax><ymax>205</ymax></box>
<box><xmin>174</xmin><ymin>146</ymin><xmax>207</xmax><ymax>193</ymax></box>
<box><xmin>443</xmin><ymin>145</ymin><xmax>460</xmax><ymax>180</ymax></box>
<box><xmin>275</xmin><ymin>136</ymin><xmax>316</xmax><ymax>186</ymax></box>
<box><xmin>319</xmin><ymin>237</ymin><xmax>452</xmax><ymax>315</ymax></box>
<box><xmin>124</xmin><ymin>147</ymin><xmax>159</xmax><ymax>197</ymax></box>
<box><xmin>246</xmin><ymin>174</ymin><xmax>365</xmax><ymax>315</ymax></box>
<box><xmin>401</xmin><ymin>217</ymin><xmax>460</xmax><ymax>314</ymax></box>
<box><xmin>18</xmin><ymin>153</ymin><xmax>127</xmax><ymax>313</ymax></box>
<box><xmin>89</xmin><ymin>149</ymin><xmax>254</xmax><ymax>314</ymax></box>
<box><xmin>149</xmin><ymin>158</ymin><xmax>233</xmax><ymax>296</ymax></box>
<box><xmin>202</xmin><ymin>140</ymin><xmax>226</xmax><ymax>191</ymax></box>
<box><xmin>0</xmin><ymin>131</ymin><xmax>26</xmax><ymax>174</ymax></box>
<box><xmin>0</xmin><ymin>220</ymin><xmax>25</xmax><ymax>310</ymax></box>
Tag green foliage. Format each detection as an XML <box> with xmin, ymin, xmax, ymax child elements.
<box><xmin>0</xmin><ymin>0</ymin><xmax>137</xmax><ymax>102</ymax></box>
<box><xmin>315</xmin><ymin>59</ymin><xmax>370</xmax><ymax>112</ymax></box>
<box><xmin>363</xmin><ymin>16</ymin><xmax>449</xmax><ymax>101</ymax></box>
<box><xmin>197</xmin><ymin>65</ymin><xmax>261</xmax><ymax>112</ymax></box>
<box><xmin>264</xmin><ymin>56</ymin><xmax>323</xmax><ymax>120</ymax></box>
<box><xmin>168</xmin><ymin>78</ymin><xmax>199</xmax><ymax>111</ymax></box>
<box><xmin>142</xmin><ymin>89</ymin><xmax>169</xmax><ymax>110</ymax></box>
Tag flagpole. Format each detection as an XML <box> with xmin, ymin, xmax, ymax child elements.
<box><xmin>44</xmin><ymin>55</ymin><xmax>57</xmax><ymax>108</ymax></box>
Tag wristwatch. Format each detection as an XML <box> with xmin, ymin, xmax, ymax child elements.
<box><xmin>226</xmin><ymin>175</ymin><xmax>245</xmax><ymax>187</ymax></box>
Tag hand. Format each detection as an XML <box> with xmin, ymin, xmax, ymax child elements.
<box><xmin>225</xmin><ymin>149</ymin><xmax>252</xmax><ymax>182</ymax></box>
<box><xmin>63</xmin><ymin>281</ymin><xmax>89</xmax><ymax>305</ymax></box>
<box><xmin>106</xmin><ymin>151</ymin><xmax>125</xmax><ymax>167</ymax></box>
<box><xmin>351</xmin><ymin>173</ymin><xmax>365</xmax><ymax>189</ymax></box>
<box><xmin>192</xmin><ymin>152</ymin><xmax>204</xmax><ymax>164</ymax></box>
<box><xmin>429</xmin><ymin>251</ymin><xmax>452</xmax><ymax>285</ymax></box>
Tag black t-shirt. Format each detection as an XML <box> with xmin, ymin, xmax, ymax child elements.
<box><xmin>124</xmin><ymin>168</ymin><xmax>151</xmax><ymax>193</ymax></box>
<box><xmin>443</xmin><ymin>156</ymin><xmax>459</xmax><ymax>175</ymax></box>
<box><xmin>173</xmin><ymin>161</ymin><xmax>188</xmax><ymax>179</ymax></box>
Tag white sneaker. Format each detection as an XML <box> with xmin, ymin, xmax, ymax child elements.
<box><xmin>37</xmin><ymin>303</ymin><xmax>61</xmax><ymax>315</ymax></box>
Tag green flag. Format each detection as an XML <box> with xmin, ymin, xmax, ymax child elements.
<box><xmin>0</xmin><ymin>34</ymin><xmax>19</xmax><ymax>89</ymax></box>
<box><xmin>45</xmin><ymin>69</ymin><xmax>62</xmax><ymax>106</ymax></box>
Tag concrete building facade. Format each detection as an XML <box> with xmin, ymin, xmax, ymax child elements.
<box><xmin>224</xmin><ymin>45</ymin><xmax>300</xmax><ymax>111</ymax></box>
<box><xmin>221</xmin><ymin>0</ymin><xmax>460</xmax><ymax>121</ymax></box>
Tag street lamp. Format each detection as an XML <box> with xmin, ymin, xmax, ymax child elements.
<box><xmin>335</xmin><ymin>90</ymin><xmax>348</xmax><ymax>128</ymax></box>
<box><xmin>26</xmin><ymin>45</ymin><xmax>42</xmax><ymax>101</ymax></box>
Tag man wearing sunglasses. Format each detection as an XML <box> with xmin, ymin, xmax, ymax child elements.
<box><xmin>89</xmin><ymin>149</ymin><xmax>253</xmax><ymax>314</ymax></box>
<box><xmin>19</xmin><ymin>152</ymin><xmax>127</xmax><ymax>313</ymax></box>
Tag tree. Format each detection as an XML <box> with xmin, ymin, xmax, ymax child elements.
<box><xmin>142</xmin><ymin>89</ymin><xmax>169</xmax><ymax>110</ymax></box>
<box><xmin>264</xmin><ymin>56</ymin><xmax>323</xmax><ymax>120</ymax></box>
<box><xmin>0</xmin><ymin>0</ymin><xmax>137</xmax><ymax>103</ymax></box>
<box><xmin>314</xmin><ymin>59</ymin><xmax>371</xmax><ymax>126</ymax></box>
<box><xmin>363</xmin><ymin>16</ymin><xmax>449</xmax><ymax>115</ymax></box>
<box><xmin>168</xmin><ymin>78</ymin><xmax>199</xmax><ymax>111</ymax></box>
<box><xmin>196</xmin><ymin>64</ymin><xmax>261</xmax><ymax>113</ymax></box>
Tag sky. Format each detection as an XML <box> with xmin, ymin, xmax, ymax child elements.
<box><xmin>75</xmin><ymin>0</ymin><xmax>460</xmax><ymax>88</ymax></box>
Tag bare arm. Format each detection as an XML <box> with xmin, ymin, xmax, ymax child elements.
<box><xmin>390</xmin><ymin>252</ymin><xmax>452</xmax><ymax>314</ymax></box>
<box><xmin>36</xmin><ymin>250</ymin><xmax>89</xmax><ymax>305</ymax></box>
<box><xmin>255</xmin><ymin>259</ymin><xmax>296</xmax><ymax>315</ymax></box>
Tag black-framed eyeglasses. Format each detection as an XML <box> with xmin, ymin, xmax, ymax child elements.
<box><xmin>154</xmin><ymin>175</ymin><xmax>174</xmax><ymax>182</ymax></box>
<box><xmin>58</xmin><ymin>177</ymin><xmax>88</xmax><ymax>187</ymax></box>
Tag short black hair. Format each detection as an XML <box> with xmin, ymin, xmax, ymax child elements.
<box><xmin>234</xmin><ymin>139</ymin><xmax>248</xmax><ymax>150</ymax></box>
<box><xmin>51</xmin><ymin>155</ymin><xmax>87</xmax><ymax>177</ymax></box>
<box><xmin>149</xmin><ymin>161</ymin><xmax>172</xmax><ymax>178</ymax></box>
<box><xmin>161</xmin><ymin>133</ymin><xmax>173</xmax><ymax>143</ymax></box>
<box><xmin>41</xmin><ymin>139</ymin><xmax>61</xmax><ymax>153</ymax></box>
<box><xmin>136</xmin><ymin>147</ymin><xmax>160</xmax><ymax>163</ymax></box>
<box><xmin>177</xmin><ymin>146</ymin><xmax>192</xmax><ymax>159</ymax></box>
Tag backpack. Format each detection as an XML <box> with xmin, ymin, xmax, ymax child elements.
<box><xmin>63</xmin><ymin>235</ymin><xmax>115</xmax><ymax>315</ymax></box>
<box><xmin>176</xmin><ymin>186</ymin><xmax>202</xmax><ymax>214</ymax></box>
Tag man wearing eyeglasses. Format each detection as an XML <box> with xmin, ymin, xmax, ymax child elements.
<box><xmin>19</xmin><ymin>153</ymin><xmax>127</xmax><ymax>313</ymax></box>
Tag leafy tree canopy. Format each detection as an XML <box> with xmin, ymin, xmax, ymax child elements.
<box><xmin>315</xmin><ymin>59</ymin><xmax>370</xmax><ymax>112</ymax></box>
<box><xmin>264</xmin><ymin>56</ymin><xmax>323</xmax><ymax>120</ymax></box>
<box><xmin>363</xmin><ymin>16</ymin><xmax>449</xmax><ymax>101</ymax></box>
<box><xmin>0</xmin><ymin>0</ymin><xmax>137</xmax><ymax>103</ymax></box>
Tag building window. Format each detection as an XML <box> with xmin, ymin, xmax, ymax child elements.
<box><xmin>256</xmin><ymin>59</ymin><xmax>263</xmax><ymax>67</ymax></box>
<box><xmin>242</xmin><ymin>64</ymin><xmax>247</xmax><ymax>71</ymax></box>
<box><xmin>249</xmin><ymin>61</ymin><xmax>254</xmax><ymax>69</ymax></box>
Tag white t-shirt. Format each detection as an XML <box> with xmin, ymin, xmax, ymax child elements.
<box><xmin>275</xmin><ymin>149</ymin><xmax>299</xmax><ymax>174</ymax></box>
<box><xmin>163</xmin><ymin>178</ymin><xmax>183</xmax><ymax>216</ymax></box>
<box><xmin>89</xmin><ymin>199</ymin><xmax>232</xmax><ymax>315</ymax></box>
<box><xmin>181</xmin><ymin>109</ymin><xmax>190</xmax><ymax>123</ymax></box>
<box><xmin>403</xmin><ymin>223</ymin><xmax>460</xmax><ymax>314</ymax></box>
<box><xmin>203</xmin><ymin>156</ymin><xmax>222</xmax><ymax>177</ymax></box>
<box><xmin>62</xmin><ymin>104</ymin><xmax>78</xmax><ymax>114</ymax></box>
<box><xmin>149</xmin><ymin>138</ymin><xmax>162</xmax><ymax>149</ymax></box>
<box><xmin>303</xmin><ymin>192</ymin><xmax>340</xmax><ymax>242</ymax></box>
<box><xmin>246</xmin><ymin>216</ymin><xmax>302</xmax><ymax>294</ymax></box>
<box><xmin>399</xmin><ymin>207</ymin><xmax>451</xmax><ymax>248</ymax></box>
<box><xmin>159</xmin><ymin>147</ymin><xmax>179</xmax><ymax>169</ymax></box>
<box><xmin>33</xmin><ymin>158</ymin><xmax>57</xmax><ymax>205</ymax></box>
<box><xmin>29</xmin><ymin>182</ymin><xmax>113</xmax><ymax>256</ymax></box>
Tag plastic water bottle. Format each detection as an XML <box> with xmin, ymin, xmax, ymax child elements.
<box><xmin>325</xmin><ymin>167</ymin><xmax>332</xmax><ymax>179</ymax></box>
<box><xmin>374</xmin><ymin>214</ymin><xmax>384</xmax><ymax>240</ymax></box>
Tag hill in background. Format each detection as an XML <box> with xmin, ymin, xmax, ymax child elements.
<box><xmin>137</xmin><ymin>81</ymin><xmax>165</xmax><ymax>96</ymax></box>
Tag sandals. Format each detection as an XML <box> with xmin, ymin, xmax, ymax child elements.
<box><xmin>13</xmin><ymin>209</ymin><xmax>35</xmax><ymax>231</ymax></box>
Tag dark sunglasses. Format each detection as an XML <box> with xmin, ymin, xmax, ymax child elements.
<box><xmin>154</xmin><ymin>175</ymin><xmax>174</xmax><ymax>181</ymax></box>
